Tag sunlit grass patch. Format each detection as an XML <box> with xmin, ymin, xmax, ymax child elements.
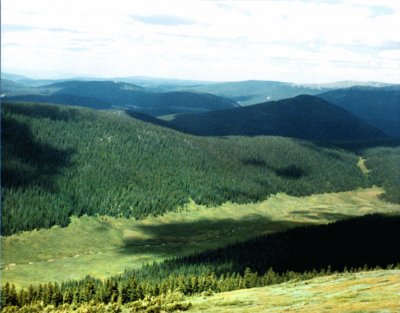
<box><xmin>187</xmin><ymin>269</ymin><xmax>400</xmax><ymax>313</ymax></box>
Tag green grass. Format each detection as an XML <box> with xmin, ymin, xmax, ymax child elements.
<box><xmin>2</xmin><ymin>187</ymin><xmax>399</xmax><ymax>288</ymax></box>
<box><xmin>187</xmin><ymin>269</ymin><xmax>400</xmax><ymax>312</ymax></box>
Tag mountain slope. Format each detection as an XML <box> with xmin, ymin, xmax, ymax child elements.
<box><xmin>4</xmin><ymin>80</ymin><xmax>239</xmax><ymax>116</ymax></box>
<box><xmin>2</xmin><ymin>101</ymin><xmax>369</xmax><ymax>235</ymax></box>
<box><xmin>319</xmin><ymin>86</ymin><xmax>400</xmax><ymax>138</ymax></box>
<box><xmin>167</xmin><ymin>95</ymin><xmax>387</xmax><ymax>141</ymax></box>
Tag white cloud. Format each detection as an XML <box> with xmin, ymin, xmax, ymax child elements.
<box><xmin>2</xmin><ymin>0</ymin><xmax>399</xmax><ymax>83</ymax></box>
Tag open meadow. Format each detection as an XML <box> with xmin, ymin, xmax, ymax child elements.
<box><xmin>2</xmin><ymin>186</ymin><xmax>399</xmax><ymax>288</ymax></box>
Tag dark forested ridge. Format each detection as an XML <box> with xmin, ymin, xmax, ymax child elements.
<box><xmin>164</xmin><ymin>95</ymin><xmax>388</xmax><ymax>140</ymax></box>
<box><xmin>4</xmin><ymin>80</ymin><xmax>239</xmax><ymax>116</ymax></box>
<box><xmin>1</xmin><ymin>101</ymin><xmax>372</xmax><ymax>235</ymax></box>
<box><xmin>319</xmin><ymin>86</ymin><xmax>400</xmax><ymax>137</ymax></box>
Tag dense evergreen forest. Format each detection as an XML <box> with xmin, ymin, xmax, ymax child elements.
<box><xmin>363</xmin><ymin>146</ymin><xmax>400</xmax><ymax>203</ymax></box>
<box><xmin>2</xmin><ymin>214</ymin><xmax>399</xmax><ymax>312</ymax></box>
<box><xmin>1</xmin><ymin>102</ymin><xmax>374</xmax><ymax>235</ymax></box>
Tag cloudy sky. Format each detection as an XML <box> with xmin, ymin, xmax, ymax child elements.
<box><xmin>2</xmin><ymin>0</ymin><xmax>400</xmax><ymax>83</ymax></box>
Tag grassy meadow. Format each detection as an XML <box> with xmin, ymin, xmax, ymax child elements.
<box><xmin>2</xmin><ymin>186</ymin><xmax>399</xmax><ymax>288</ymax></box>
<box><xmin>187</xmin><ymin>269</ymin><xmax>400</xmax><ymax>313</ymax></box>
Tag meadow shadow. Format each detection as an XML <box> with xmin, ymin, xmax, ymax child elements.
<box><xmin>118</xmin><ymin>215</ymin><xmax>306</xmax><ymax>257</ymax></box>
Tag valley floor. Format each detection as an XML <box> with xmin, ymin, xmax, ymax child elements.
<box><xmin>188</xmin><ymin>269</ymin><xmax>400</xmax><ymax>313</ymax></box>
<box><xmin>2</xmin><ymin>187</ymin><xmax>400</xmax><ymax>287</ymax></box>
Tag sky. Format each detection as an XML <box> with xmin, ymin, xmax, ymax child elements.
<box><xmin>2</xmin><ymin>0</ymin><xmax>400</xmax><ymax>83</ymax></box>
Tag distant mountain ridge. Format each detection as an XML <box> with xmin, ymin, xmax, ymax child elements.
<box><xmin>173</xmin><ymin>80</ymin><xmax>399</xmax><ymax>106</ymax></box>
<box><xmin>164</xmin><ymin>95</ymin><xmax>388</xmax><ymax>141</ymax></box>
<box><xmin>319</xmin><ymin>86</ymin><xmax>400</xmax><ymax>138</ymax></box>
<box><xmin>3</xmin><ymin>80</ymin><xmax>239</xmax><ymax>116</ymax></box>
<box><xmin>174</xmin><ymin>80</ymin><xmax>329</xmax><ymax>105</ymax></box>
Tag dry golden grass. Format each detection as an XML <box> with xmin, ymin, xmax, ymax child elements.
<box><xmin>188</xmin><ymin>269</ymin><xmax>400</xmax><ymax>312</ymax></box>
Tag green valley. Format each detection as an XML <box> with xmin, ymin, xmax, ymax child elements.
<box><xmin>2</xmin><ymin>101</ymin><xmax>380</xmax><ymax>235</ymax></box>
<box><xmin>3</xmin><ymin>187</ymin><xmax>399</xmax><ymax>288</ymax></box>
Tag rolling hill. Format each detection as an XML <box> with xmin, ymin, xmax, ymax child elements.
<box><xmin>319</xmin><ymin>86</ymin><xmax>400</xmax><ymax>138</ymax></box>
<box><xmin>2</xmin><ymin>101</ymin><xmax>373</xmax><ymax>235</ymax></box>
<box><xmin>175</xmin><ymin>80</ymin><xmax>330</xmax><ymax>105</ymax></box>
<box><xmin>165</xmin><ymin>95</ymin><xmax>388</xmax><ymax>141</ymax></box>
<box><xmin>3</xmin><ymin>80</ymin><xmax>240</xmax><ymax>116</ymax></box>
<box><xmin>176</xmin><ymin>80</ymin><xmax>399</xmax><ymax>106</ymax></box>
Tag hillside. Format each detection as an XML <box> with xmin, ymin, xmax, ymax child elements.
<box><xmin>4</xmin><ymin>80</ymin><xmax>239</xmax><ymax>116</ymax></box>
<box><xmin>166</xmin><ymin>95</ymin><xmax>388</xmax><ymax>141</ymax></box>
<box><xmin>319</xmin><ymin>86</ymin><xmax>400</xmax><ymax>138</ymax></box>
<box><xmin>188</xmin><ymin>269</ymin><xmax>400</xmax><ymax>313</ymax></box>
<box><xmin>1</xmin><ymin>101</ymin><xmax>372</xmax><ymax>235</ymax></box>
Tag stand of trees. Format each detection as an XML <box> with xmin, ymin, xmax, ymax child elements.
<box><xmin>363</xmin><ymin>146</ymin><xmax>400</xmax><ymax>203</ymax></box>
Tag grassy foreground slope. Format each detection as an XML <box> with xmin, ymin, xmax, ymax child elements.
<box><xmin>188</xmin><ymin>269</ymin><xmax>400</xmax><ymax>313</ymax></box>
<box><xmin>2</xmin><ymin>102</ymin><xmax>371</xmax><ymax>235</ymax></box>
<box><xmin>2</xmin><ymin>187</ymin><xmax>399</xmax><ymax>288</ymax></box>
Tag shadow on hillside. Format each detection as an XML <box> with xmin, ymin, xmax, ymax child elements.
<box><xmin>118</xmin><ymin>215</ymin><xmax>307</xmax><ymax>257</ymax></box>
<box><xmin>3</xmin><ymin>101</ymin><xmax>80</xmax><ymax>121</ymax></box>
<box><xmin>1</xmin><ymin>116</ymin><xmax>75</xmax><ymax>191</ymax></box>
<box><xmin>242</xmin><ymin>158</ymin><xmax>308</xmax><ymax>180</ymax></box>
<box><xmin>170</xmin><ymin>214</ymin><xmax>400</xmax><ymax>274</ymax></box>
<box><xmin>125</xmin><ymin>110</ymin><xmax>172</xmax><ymax>128</ymax></box>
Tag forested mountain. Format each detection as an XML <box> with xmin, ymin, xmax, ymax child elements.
<box><xmin>175</xmin><ymin>80</ymin><xmax>330</xmax><ymax>105</ymax></box>
<box><xmin>3</xmin><ymin>80</ymin><xmax>239</xmax><ymax>116</ymax></box>
<box><xmin>165</xmin><ymin>95</ymin><xmax>388</xmax><ymax>141</ymax></box>
<box><xmin>2</xmin><ymin>101</ymin><xmax>372</xmax><ymax>235</ymax></box>
<box><xmin>319</xmin><ymin>86</ymin><xmax>400</xmax><ymax>137</ymax></box>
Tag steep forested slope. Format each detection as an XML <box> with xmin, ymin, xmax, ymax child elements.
<box><xmin>319</xmin><ymin>86</ymin><xmax>400</xmax><ymax>137</ymax></box>
<box><xmin>166</xmin><ymin>95</ymin><xmax>387</xmax><ymax>140</ymax></box>
<box><xmin>1</xmin><ymin>102</ymin><xmax>369</xmax><ymax>235</ymax></box>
